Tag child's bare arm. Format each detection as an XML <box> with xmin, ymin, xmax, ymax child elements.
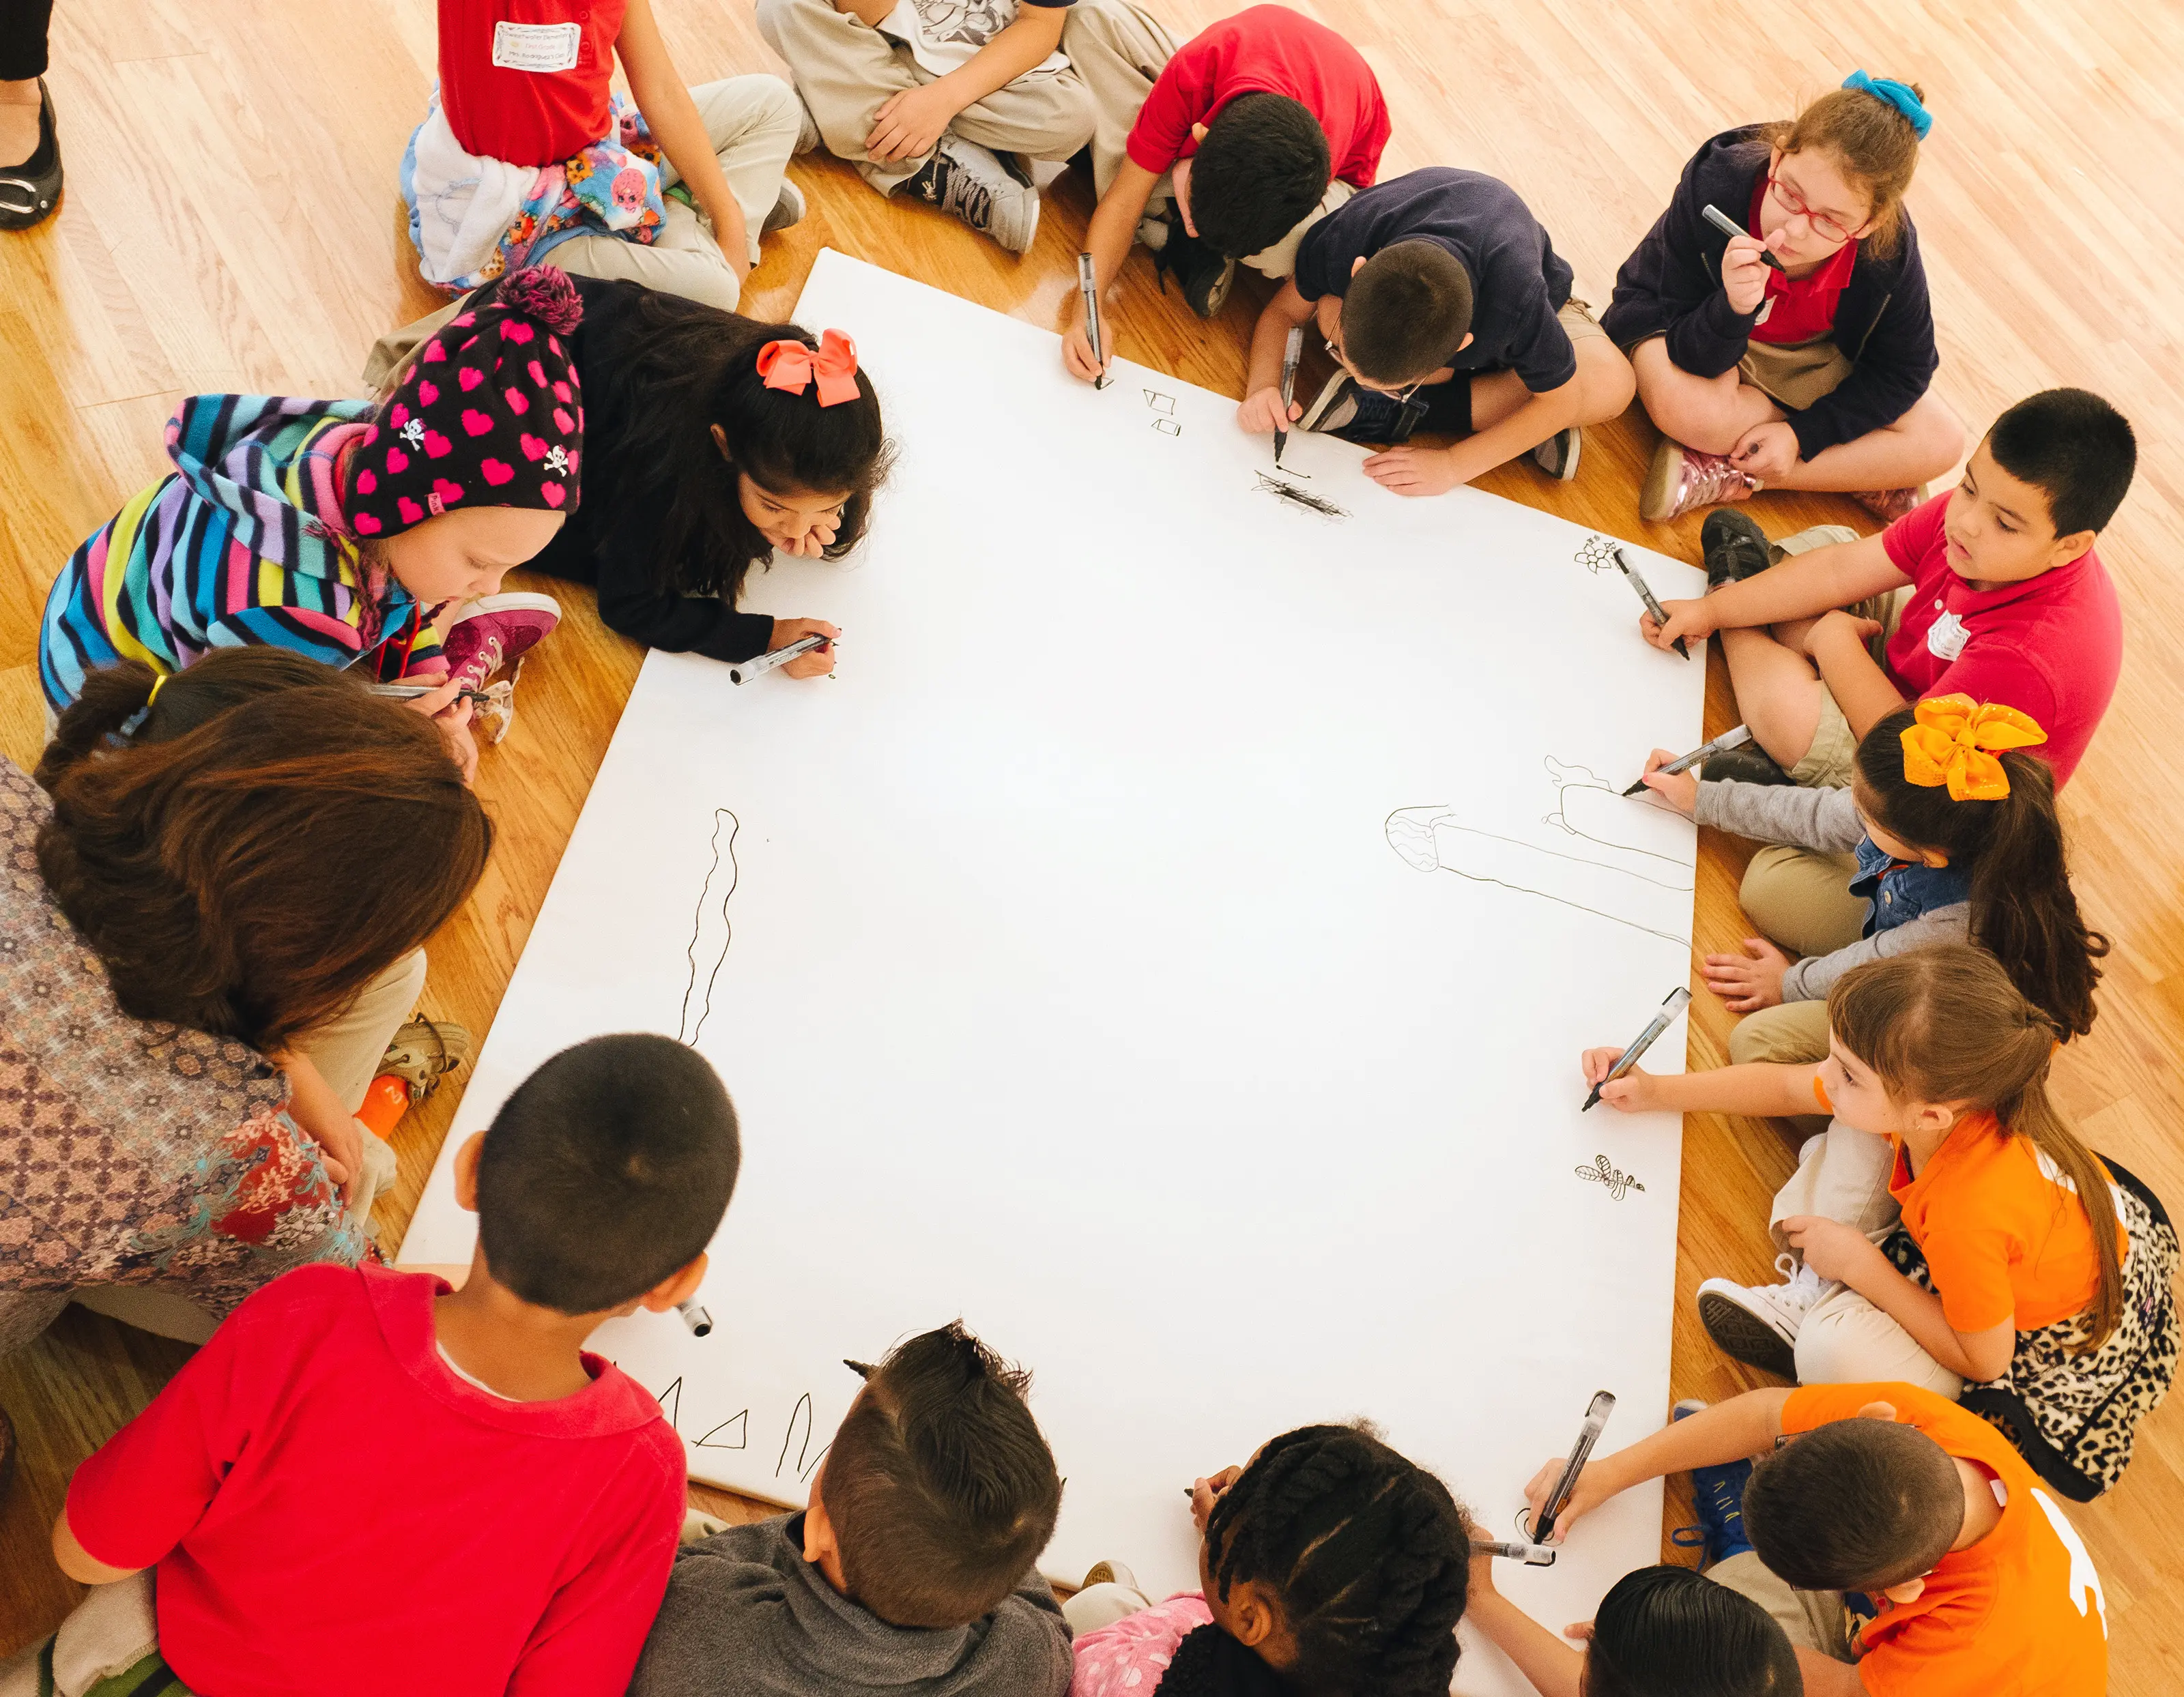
<box><xmin>865</xmin><ymin>4</ymin><xmax>1066</xmax><ymax>164</ymax></box>
<box><xmin>1780</xmin><ymin>1218</ymin><xmax>2016</xmax><ymax>1381</ymax></box>
<box><xmin>1525</xmin><ymin>1388</ymin><xmax>1794</xmax><ymax>1541</ymax></box>
<box><xmin>267</xmin><ymin>1049</ymin><xmax>364</xmax><ymax>1198</ymax></box>
<box><xmin>53</xmin><ymin>1507</ymin><xmax>143</xmax><ymax>1585</ymax></box>
<box><xmin>1581</xmin><ymin>1050</ymin><xmax>1822</xmax><ymax>1120</ymax></box>
<box><xmin>1063</xmin><ymin>160</ymin><xmax>1163</xmax><ymax>381</ymax></box>
<box><xmin>618</xmin><ymin>0</ymin><xmax>752</xmax><ymax>276</ymax></box>
<box><xmin>1238</xmin><ymin>281</ymin><xmax>1317</xmax><ymax>433</ymax></box>
<box><xmin>1465</xmin><ymin>1552</ymin><xmax>1587</xmax><ymax>1697</ymax></box>
<box><xmin>1806</xmin><ymin>613</ymin><xmax>1910</xmax><ymax>740</ymax></box>
<box><xmin>1646</xmin><ymin>530</ymin><xmax>1908</xmax><ymax>652</ymax></box>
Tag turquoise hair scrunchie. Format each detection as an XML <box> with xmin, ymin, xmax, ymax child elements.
<box><xmin>1842</xmin><ymin>70</ymin><xmax>1932</xmax><ymax>139</ymax></box>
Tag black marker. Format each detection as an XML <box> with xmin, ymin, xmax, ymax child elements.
<box><xmin>729</xmin><ymin>633</ymin><xmax>831</xmax><ymax>685</ymax></box>
<box><xmin>1611</xmin><ymin>545</ymin><xmax>1689</xmax><ymax>658</ymax></box>
<box><xmin>1274</xmin><ymin>324</ymin><xmax>1303</xmax><ymax>467</ymax></box>
<box><xmin>678</xmin><ymin>1301</ymin><xmax>713</xmax><ymax>1337</ymax></box>
<box><xmin>1471</xmin><ymin>1537</ymin><xmax>1557</xmax><ymax>1567</ymax></box>
<box><xmin>1701</xmin><ymin>203</ymin><xmax>1787</xmax><ymax>272</ymax></box>
<box><xmin>1583</xmin><ymin>987</ymin><xmax>1693</xmax><ymax>1112</ymax></box>
<box><xmin>1622</xmin><ymin>725</ymin><xmax>1754</xmax><ymax>796</ymax></box>
<box><xmin>1527</xmin><ymin>1391</ymin><xmax>1616</xmax><ymax>1546</ymax></box>
<box><xmin>1078</xmin><ymin>252</ymin><xmax>1112</xmax><ymax>391</ymax></box>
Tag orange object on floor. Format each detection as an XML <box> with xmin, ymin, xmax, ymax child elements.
<box><xmin>356</xmin><ymin>1073</ymin><xmax>413</xmax><ymax>1140</ymax></box>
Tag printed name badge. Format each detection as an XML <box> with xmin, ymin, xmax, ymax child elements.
<box><xmin>491</xmin><ymin>20</ymin><xmax>583</xmax><ymax>73</ymax></box>
<box><xmin>1926</xmin><ymin>607</ymin><xmax>1970</xmax><ymax>663</ymax></box>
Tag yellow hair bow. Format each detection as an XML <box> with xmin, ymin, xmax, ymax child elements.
<box><xmin>1900</xmin><ymin>694</ymin><xmax>2047</xmax><ymax>800</ymax></box>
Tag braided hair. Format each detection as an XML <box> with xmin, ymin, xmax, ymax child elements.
<box><xmin>1200</xmin><ymin>1423</ymin><xmax>1470</xmax><ymax>1697</ymax></box>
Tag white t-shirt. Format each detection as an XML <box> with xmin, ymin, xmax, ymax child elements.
<box><xmin>876</xmin><ymin>0</ymin><xmax>1071</xmax><ymax>79</ymax></box>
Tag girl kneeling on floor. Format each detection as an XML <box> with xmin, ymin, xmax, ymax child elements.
<box><xmin>1588</xmin><ymin>942</ymin><xmax>2178</xmax><ymax>1500</ymax></box>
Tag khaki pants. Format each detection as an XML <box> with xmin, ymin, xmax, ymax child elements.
<box><xmin>1727</xmin><ymin>843</ymin><xmax>1867</xmax><ymax>1073</ymax></box>
<box><xmin>758</xmin><ymin>0</ymin><xmax>1100</xmax><ymax>195</ymax></box>
<box><xmin>1063</xmin><ymin>1578</ymin><xmax>1155</xmax><ymax>1636</ymax></box>
<box><xmin>366</xmin><ymin>76</ymin><xmax>800</xmax><ymax>387</ymax></box>
<box><xmin>1706</xmin><ymin>1551</ymin><xmax>1854</xmax><ymax>1662</ymax></box>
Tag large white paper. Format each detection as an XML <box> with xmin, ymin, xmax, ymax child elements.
<box><xmin>407</xmin><ymin>250</ymin><xmax>1710</xmax><ymax>1694</ymax></box>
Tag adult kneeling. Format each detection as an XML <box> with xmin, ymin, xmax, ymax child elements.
<box><xmin>0</xmin><ymin>652</ymin><xmax>491</xmax><ymax>1354</ymax></box>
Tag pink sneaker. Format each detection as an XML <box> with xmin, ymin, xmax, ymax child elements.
<box><xmin>1856</xmin><ymin>484</ymin><xmax>1927</xmax><ymax>525</ymax></box>
<box><xmin>439</xmin><ymin>592</ymin><xmax>560</xmax><ymax>742</ymax></box>
<box><xmin>1641</xmin><ymin>437</ymin><xmax>1757</xmax><ymax>524</ymax></box>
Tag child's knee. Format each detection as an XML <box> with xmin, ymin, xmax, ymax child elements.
<box><xmin>1727</xmin><ymin>1000</ymin><xmax>1828</xmax><ymax>1068</ymax></box>
<box><xmin>1574</xmin><ymin>334</ymin><xmax>1637</xmax><ymax>424</ymax></box>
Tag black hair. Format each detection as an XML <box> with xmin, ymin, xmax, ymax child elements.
<box><xmin>822</xmin><ymin>1322</ymin><xmax>1062</xmax><ymax>1629</ymax></box>
<box><xmin>1189</xmin><ymin>93</ymin><xmax>1332</xmax><ymax>261</ymax></box>
<box><xmin>1203</xmin><ymin>1423</ymin><xmax>1469</xmax><ymax>1697</ymax></box>
<box><xmin>1854</xmin><ymin>706</ymin><xmax>2108</xmax><ymax>1038</ymax></box>
<box><xmin>1743</xmin><ymin>1419</ymin><xmax>1963</xmax><ymax>1591</ymax></box>
<box><xmin>1985</xmin><ymin>388</ymin><xmax>2136</xmax><ymax>537</ymax></box>
<box><xmin>474</xmin><ymin>1033</ymin><xmax>739</xmax><ymax>1315</ymax></box>
<box><xmin>578</xmin><ymin>284</ymin><xmax>892</xmax><ymax>603</ymax></box>
<box><xmin>1585</xmin><ymin>1565</ymin><xmax>1802</xmax><ymax>1697</ymax></box>
<box><xmin>1342</xmin><ymin>242</ymin><xmax>1473</xmax><ymax>385</ymax></box>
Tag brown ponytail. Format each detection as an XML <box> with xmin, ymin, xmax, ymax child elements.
<box><xmin>1760</xmin><ymin>82</ymin><xmax>1929</xmax><ymax>259</ymax></box>
<box><xmin>1828</xmin><ymin>944</ymin><xmax>2125</xmax><ymax>1350</ymax></box>
<box><xmin>1854</xmin><ymin>706</ymin><xmax>2108</xmax><ymax>1037</ymax></box>
<box><xmin>35</xmin><ymin>656</ymin><xmax>493</xmax><ymax>1051</ymax></box>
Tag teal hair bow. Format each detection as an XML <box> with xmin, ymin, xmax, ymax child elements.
<box><xmin>1842</xmin><ymin>70</ymin><xmax>1933</xmax><ymax>139</ymax></box>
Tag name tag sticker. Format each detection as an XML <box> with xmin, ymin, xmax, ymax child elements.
<box><xmin>491</xmin><ymin>20</ymin><xmax>583</xmax><ymax>73</ymax></box>
<box><xmin>1926</xmin><ymin>608</ymin><xmax>1970</xmax><ymax>663</ymax></box>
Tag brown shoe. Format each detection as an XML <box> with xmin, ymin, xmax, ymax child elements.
<box><xmin>376</xmin><ymin>1015</ymin><xmax>473</xmax><ymax>1101</ymax></box>
<box><xmin>1642</xmin><ymin>437</ymin><xmax>1757</xmax><ymax>524</ymax></box>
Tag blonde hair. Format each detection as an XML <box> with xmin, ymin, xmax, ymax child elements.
<box><xmin>1760</xmin><ymin>82</ymin><xmax>1928</xmax><ymax>258</ymax></box>
<box><xmin>1827</xmin><ymin>944</ymin><xmax>2123</xmax><ymax>1350</ymax></box>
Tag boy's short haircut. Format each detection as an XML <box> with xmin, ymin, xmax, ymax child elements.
<box><xmin>1586</xmin><ymin>1565</ymin><xmax>1800</xmax><ymax>1697</ymax></box>
<box><xmin>475</xmin><ymin>1033</ymin><xmax>739</xmax><ymax>1315</ymax></box>
<box><xmin>1743</xmin><ymin>1418</ymin><xmax>1964</xmax><ymax>1591</ymax></box>
<box><xmin>1342</xmin><ymin>242</ymin><xmax>1474</xmax><ymax>385</ymax></box>
<box><xmin>821</xmin><ymin>1322</ymin><xmax>1062</xmax><ymax>1629</ymax></box>
<box><xmin>1189</xmin><ymin>92</ymin><xmax>1332</xmax><ymax>261</ymax></box>
<box><xmin>1986</xmin><ymin>388</ymin><xmax>2137</xmax><ymax>537</ymax></box>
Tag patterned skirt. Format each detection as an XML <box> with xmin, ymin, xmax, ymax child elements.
<box><xmin>1881</xmin><ymin>1155</ymin><xmax>2179</xmax><ymax>1500</ymax></box>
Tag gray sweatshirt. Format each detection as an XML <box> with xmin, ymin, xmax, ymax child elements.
<box><xmin>627</xmin><ymin>1513</ymin><xmax>1072</xmax><ymax>1697</ymax></box>
<box><xmin>1694</xmin><ymin>779</ymin><xmax>1970</xmax><ymax>1002</ymax></box>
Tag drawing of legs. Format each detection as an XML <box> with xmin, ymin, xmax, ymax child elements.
<box><xmin>680</xmin><ymin>808</ymin><xmax>741</xmax><ymax>1047</ymax></box>
<box><xmin>1387</xmin><ymin>759</ymin><xmax>1693</xmax><ymax>945</ymax></box>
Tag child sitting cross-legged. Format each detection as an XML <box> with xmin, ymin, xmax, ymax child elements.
<box><xmin>1463</xmin><ymin>1554</ymin><xmax>1802</xmax><ymax>1697</ymax></box>
<box><xmin>1637</xmin><ymin>696</ymin><xmax>2108</xmax><ymax>1068</ymax></box>
<box><xmin>31</xmin><ymin>1034</ymin><xmax>741</xmax><ymax>1697</ymax></box>
<box><xmin>1588</xmin><ymin>944</ymin><xmax>2177</xmax><ymax>1500</ymax></box>
<box><xmin>1063</xmin><ymin>1422</ymin><xmax>1471</xmax><ymax>1697</ymax></box>
<box><xmin>1525</xmin><ymin>1384</ymin><xmax>2111</xmax><ymax>1697</ymax></box>
<box><xmin>629</xmin><ymin>1322</ymin><xmax>1070</xmax><ymax>1697</ymax></box>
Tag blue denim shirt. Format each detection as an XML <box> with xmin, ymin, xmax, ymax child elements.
<box><xmin>1850</xmin><ymin>837</ymin><xmax>1973</xmax><ymax>938</ymax></box>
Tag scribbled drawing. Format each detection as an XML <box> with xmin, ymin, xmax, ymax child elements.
<box><xmin>1387</xmin><ymin>759</ymin><xmax>1693</xmax><ymax>946</ymax></box>
<box><xmin>1575</xmin><ymin>533</ymin><xmax>1620</xmax><ymax>575</ymax></box>
<box><xmin>697</xmin><ymin>1410</ymin><xmax>749</xmax><ymax>1449</ymax></box>
<box><xmin>1254</xmin><ymin>472</ymin><xmax>1347</xmax><ymax>520</ymax></box>
<box><xmin>679</xmin><ymin>808</ymin><xmax>741</xmax><ymax>1047</ymax></box>
<box><xmin>655</xmin><ymin>1376</ymin><xmax>683</xmax><ymax>1431</ymax></box>
<box><xmin>1153</xmin><ymin>418</ymin><xmax>1181</xmax><ymax>437</ymax></box>
<box><xmin>775</xmin><ymin>1393</ymin><xmax>831</xmax><ymax>1483</ymax></box>
<box><xmin>1143</xmin><ymin>389</ymin><xmax>1176</xmax><ymax>415</ymax></box>
<box><xmin>1576</xmin><ymin>1154</ymin><xmax>1646</xmax><ymax>1200</ymax></box>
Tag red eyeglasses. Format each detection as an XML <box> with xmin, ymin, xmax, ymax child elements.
<box><xmin>1766</xmin><ymin>173</ymin><xmax>1863</xmax><ymax>244</ymax></box>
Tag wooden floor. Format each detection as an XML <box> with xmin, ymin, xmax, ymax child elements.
<box><xmin>3</xmin><ymin>1</ymin><xmax>2180</xmax><ymax>1684</ymax></box>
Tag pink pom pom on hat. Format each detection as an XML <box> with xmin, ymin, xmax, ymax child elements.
<box><xmin>347</xmin><ymin>265</ymin><xmax>585</xmax><ymax>539</ymax></box>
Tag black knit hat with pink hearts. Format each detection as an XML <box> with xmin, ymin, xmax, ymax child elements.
<box><xmin>349</xmin><ymin>266</ymin><xmax>585</xmax><ymax>538</ymax></box>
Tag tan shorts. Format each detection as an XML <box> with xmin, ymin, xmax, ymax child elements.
<box><xmin>1560</xmin><ymin>295</ymin><xmax>1608</xmax><ymax>343</ymax></box>
<box><xmin>1792</xmin><ymin>581</ymin><xmax>1913</xmax><ymax>787</ymax></box>
<box><xmin>1738</xmin><ymin>333</ymin><xmax>1854</xmax><ymax>410</ymax></box>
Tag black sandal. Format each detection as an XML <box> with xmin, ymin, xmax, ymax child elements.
<box><xmin>0</xmin><ymin>78</ymin><xmax>62</xmax><ymax>231</ymax></box>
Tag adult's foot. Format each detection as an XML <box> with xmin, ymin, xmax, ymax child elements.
<box><xmin>0</xmin><ymin>79</ymin><xmax>62</xmax><ymax>232</ymax></box>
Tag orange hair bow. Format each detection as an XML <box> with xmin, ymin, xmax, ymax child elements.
<box><xmin>1899</xmin><ymin>694</ymin><xmax>2047</xmax><ymax>800</ymax></box>
<box><xmin>756</xmin><ymin>330</ymin><xmax>861</xmax><ymax>407</ymax></box>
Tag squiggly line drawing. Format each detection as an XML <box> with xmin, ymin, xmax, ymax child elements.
<box><xmin>1254</xmin><ymin>472</ymin><xmax>1347</xmax><ymax>519</ymax></box>
<box><xmin>1387</xmin><ymin>759</ymin><xmax>1693</xmax><ymax>946</ymax></box>
<box><xmin>1576</xmin><ymin>1154</ymin><xmax>1645</xmax><ymax>1200</ymax></box>
<box><xmin>680</xmin><ymin>808</ymin><xmax>741</xmax><ymax>1047</ymax></box>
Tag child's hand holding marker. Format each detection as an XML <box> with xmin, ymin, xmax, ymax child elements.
<box><xmin>1701</xmin><ymin>937</ymin><xmax>1794</xmax><ymax>1013</ymax></box>
<box><xmin>1633</xmin><ymin>749</ymin><xmax>1700</xmax><ymax>815</ymax></box>
<box><xmin>1639</xmin><ymin>596</ymin><xmax>1714</xmax><ymax>654</ymax></box>
<box><xmin>768</xmin><ymin>618</ymin><xmax>842</xmax><ymax>679</ymax></box>
<box><xmin>1237</xmin><ymin>386</ymin><xmax>1302</xmax><ymax>437</ymax></box>
<box><xmin>1187</xmin><ymin>1464</ymin><xmax>1243</xmax><ymax>1533</ymax></box>
<box><xmin>1579</xmin><ymin>1047</ymin><xmax>1666</xmax><ymax>1113</ymax></box>
<box><xmin>1719</xmin><ymin>227</ymin><xmax>1788</xmax><ymax>317</ymax></box>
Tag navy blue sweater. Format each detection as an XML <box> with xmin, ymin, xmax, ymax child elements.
<box><xmin>1600</xmin><ymin>128</ymin><xmax>1938</xmax><ymax>459</ymax></box>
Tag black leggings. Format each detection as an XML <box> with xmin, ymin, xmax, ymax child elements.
<box><xmin>1</xmin><ymin>0</ymin><xmax>54</xmax><ymax>81</ymax></box>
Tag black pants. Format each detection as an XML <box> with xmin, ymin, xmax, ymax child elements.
<box><xmin>1</xmin><ymin>0</ymin><xmax>54</xmax><ymax>81</ymax></box>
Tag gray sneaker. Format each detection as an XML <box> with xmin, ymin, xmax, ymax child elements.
<box><xmin>1532</xmin><ymin>426</ymin><xmax>1582</xmax><ymax>482</ymax></box>
<box><xmin>764</xmin><ymin>179</ymin><xmax>805</xmax><ymax>235</ymax></box>
<box><xmin>906</xmin><ymin>134</ymin><xmax>1039</xmax><ymax>255</ymax></box>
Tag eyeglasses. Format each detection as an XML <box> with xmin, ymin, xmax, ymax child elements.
<box><xmin>1324</xmin><ymin>335</ymin><xmax>1423</xmax><ymax>400</ymax></box>
<box><xmin>1766</xmin><ymin>173</ymin><xmax>1861</xmax><ymax>244</ymax></box>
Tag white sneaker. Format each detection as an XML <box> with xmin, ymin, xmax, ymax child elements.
<box><xmin>1696</xmin><ymin>1254</ymin><xmax>1825</xmax><ymax>1379</ymax></box>
<box><xmin>906</xmin><ymin>134</ymin><xmax>1039</xmax><ymax>255</ymax></box>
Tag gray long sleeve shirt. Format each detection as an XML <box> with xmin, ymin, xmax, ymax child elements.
<box><xmin>626</xmin><ymin>1513</ymin><xmax>1072</xmax><ymax>1697</ymax></box>
<box><xmin>1695</xmin><ymin>779</ymin><xmax>1970</xmax><ymax>1002</ymax></box>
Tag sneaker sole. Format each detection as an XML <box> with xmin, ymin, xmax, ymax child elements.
<box><xmin>763</xmin><ymin>179</ymin><xmax>805</xmax><ymax>235</ymax></box>
<box><xmin>1534</xmin><ymin>429</ymin><xmax>1581</xmax><ymax>482</ymax></box>
<box><xmin>1697</xmin><ymin>1288</ymin><xmax>1799</xmax><ymax>1378</ymax></box>
<box><xmin>448</xmin><ymin>591</ymin><xmax>562</xmax><ymax>625</ymax></box>
<box><xmin>1640</xmin><ymin>436</ymin><xmax>1687</xmax><ymax>523</ymax></box>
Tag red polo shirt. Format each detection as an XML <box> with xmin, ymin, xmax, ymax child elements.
<box><xmin>66</xmin><ymin>1264</ymin><xmax>687</xmax><ymax>1697</ymax></box>
<box><xmin>440</xmin><ymin>0</ymin><xmax>628</xmax><ymax>166</ymax></box>
<box><xmin>1125</xmin><ymin>4</ymin><xmax>1390</xmax><ymax>187</ymax></box>
<box><xmin>1880</xmin><ymin>491</ymin><xmax>2121</xmax><ymax>785</ymax></box>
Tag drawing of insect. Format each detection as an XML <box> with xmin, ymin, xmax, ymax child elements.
<box><xmin>1575</xmin><ymin>1154</ymin><xmax>1645</xmax><ymax>1200</ymax></box>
